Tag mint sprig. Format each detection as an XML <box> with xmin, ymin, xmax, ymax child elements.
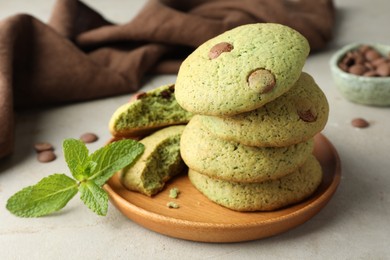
<box><xmin>6</xmin><ymin>138</ymin><xmax>144</xmax><ymax>217</ymax></box>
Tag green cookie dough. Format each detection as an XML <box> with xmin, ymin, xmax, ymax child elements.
<box><xmin>188</xmin><ymin>155</ymin><xmax>322</xmax><ymax>211</ymax></box>
<box><xmin>175</xmin><ymin>23</ymin><xmax>310</xmax><ymax>116</ymax></box>
<box><xmin>200</xmin><ymin>72</ymin><xmax>329</xmax><ymax>147</ymax></box>
<box><xmin>119</xmin><ymin>125</ymin><xmax>186</xmax><ymax>196</ymax></box>
<box><xmin>181</xmin><ymin>116</ymin><xmax>314</xmax><ymax>182</ymax></box>
<box><xmin>109</xmin><ymin>84</ymin><xmax>193</xmax><ymax>137</ymax></box>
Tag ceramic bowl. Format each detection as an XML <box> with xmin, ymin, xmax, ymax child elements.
<box><xmin>330</xmin><ymin>43</ymin><xmax>390</xmax><ymax>106</ymax></box>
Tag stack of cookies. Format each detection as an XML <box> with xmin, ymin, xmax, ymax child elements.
<box><xmin>175</xmin><ymin>23</ymin><xmax>329</xmax><ymax>211</ymax></box>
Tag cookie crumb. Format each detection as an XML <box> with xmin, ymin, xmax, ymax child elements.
<box><xmin>169</xmin><ymin>187</ymin><xmax>180</xmax><ymax>199</ymax></box>
<box><xmin>167</xmin><ymin>201</ymin><xmax>180</xmax><ymax>209</ymax></box>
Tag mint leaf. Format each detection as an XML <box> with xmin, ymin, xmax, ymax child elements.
<box><xmin>6</xmin><ymin>174</ymin><xmax>78</xmax><ymax>217</ymax></box>
<box><xmin>63</xmin><ymin>139</ymin><xmax>89</xmax><ymax>181</ymax></box>
<box><xmin>83</xmin><ymin>160</ymin><xmax>98</xmax><ymax>177</ymax></box>
<box><xmin>79</xmin><ymin>181</ymin><xmax>108</xmax><ymax>216</ymax></box>
<box><xmin>7</xmin><ymin>138</ymin><xmax>144</xmax><ymax>218</ymax></box>
<box><xmin>88</xmin><ymin>139</ymin><xmax>144</xmax><ymax>186</ymax></box>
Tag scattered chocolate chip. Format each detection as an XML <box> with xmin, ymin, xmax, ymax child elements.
<box><xmin>34</xmin><ymin>142</ymin><xmax>54</xmax><ymax>153</ymax></box>
<box><xmin>80</xmin><ymin>133</ymin><xmax>99</xmax><ymax>143</ymax></box>
<box><xmin>208</xmin><ymin>42</ymin><xmax>234</xmax><ymax>59</ymax></box>
<box><xmin>169</xmin><ymin>85</ymin><xmax>175</xmax><ymax>92</ymax></box>
<box><xmin>37</xmin><ymin>150</ymin><xmax>56</xmax><ymax>163</ymax></box>
<box><xmin>351</xmin><ymin>118</ymin><xmax>370</xmax><ymax>128</ymax></box>
<box><xmin>247</xmin><ymin>69</ymin><xmax>276</xmax><ymax>93</ymax></box>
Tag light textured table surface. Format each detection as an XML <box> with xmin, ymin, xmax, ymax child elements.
<box><xmin>1</xmin><ymin>0</ymin><xmax>389</xmax><ymax>259</ymax></box>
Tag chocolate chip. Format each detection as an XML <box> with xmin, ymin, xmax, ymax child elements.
<box><xmin>348</xmin><ymin>64</ymin><xmax>366</xmax><ymax>75</ymax></box>
<box><xmin>208</xmin><ymin>42</ymin><xmax>234</xmax><ymax>59</ymax></box>
<box><xmin>351</xmin><ymin>52</ymin><xmax>365</xmax><ymax>64</ymax></box>
<box><xmin>160</xmin><ymin>90</ymin><xmax>172</xmax><ymax>99</ymax></box>
<box><xmin>338</xmin><ymin>62</ymin><xmax>349</xmax><ymax>71</ymax></box>
<box><xmin>341</xmin><ymin>54</ymin><xmax>355</xmax><ymax>67</ymax></box>
<box><xmin>363</xmin><ymin>70</ymin><xmax>378</xmax><ymax>77</ymax></box>
<box><xmin>364</xmin><ymin>62</ymin><xmax>375</xmax><ymax>70</ymax></box>
<box><xmin>37</xmin><ymin>150</ymin><xmax>56</xmax><ymax>163</ymax></box>
<box><xmin>365</xmin><ymin>49</ymin><xmax>381</xmax><ymax>61</ymax></box>
<box><xmin>376</xmin><ymin>63</ymin><xmax>390</xmax><ymax>76</ymax></box>
<box><xmin>296</xmin><ymin>99</ymin><xmax>318</xmax><ymax>123</ymax></box>
<box><xmin>351</xmin><ymin>118</ymin><xmax>370</xmax><ymax>128</ymax></box>
<box><xmin>298</xmin><ymin>108</ymin><xmax>318</xmax><ymax>122</ymax></box>
<box><xmin>134</xmin><ymin>92</ymin><xmax>147</xmax><ymax>100</ymax></box>
<box><xmin>358</xmin><ymin>45</ymin><xmax>371</xmax><ymax>53</ymax></box>
<box><xmin>34</xmin><ymin>142</ymin><xmax>54</xmax><ymax>153</ymax></box>
<box><xmin>80</xmin><ymin>133</ymin><xmax>99</xmax><ymax>143</ymax></box>
<box><xmin>372</xmin><ymin>57</ymin><xmax>387</xmax><ymax>67</ymax></box>
<box><xmin>247</xmin><ymin>69</ymin><xmax>276</xmax><ymax>94</ymax></box>
<box><xmin>338</xmin><ymin>45</ymin><xmax>390</xmax><ymax>77</ymax></box>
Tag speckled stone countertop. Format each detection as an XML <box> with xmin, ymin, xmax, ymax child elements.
<box><xmin>0</xmin><ymin>0</ymin><xmax>389</xmax><ymax>259</ymax></box>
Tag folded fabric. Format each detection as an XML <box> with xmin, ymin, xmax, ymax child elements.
<box><xmin>0</xmin><ymin>0</ymin><xmax>335</xmax><ymax>159</ymax></box>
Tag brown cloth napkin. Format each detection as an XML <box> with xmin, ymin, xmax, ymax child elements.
<box><xmin>0</xmin><ymin>0</ymin><xmax>335</xmax><ymax>159</ymax></box>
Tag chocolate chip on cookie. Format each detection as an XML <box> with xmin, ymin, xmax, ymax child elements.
<box><xmin>134</xmin><ymin>92</ymin><xmax>147</xmax><ymax>100</ymax></box>
<box><xmin>298</xmin><ymin>108</ymin><xmax>318</xmax><ymax>122</ymax></box>
<box><xmin>208</xmin><ymin>42</ymin><xmax>234</xmax><ymax>59</ymax></box>
<box><xmin>160</xmin><ymin>90</ymin><xmax>173</xmax><ymax>99</ymax></box>
<box><xmin>296</xmin><ymin>99</ymin><xmax>318</xmax><ymax>122</ymax></box>
<box><xmin>160</xmin><ymin>86</ymin><xmax>175</xmax><ymax>99</ymax></box>
<box><xmin>247</xmin><ymin>69</ymin><xmax>276</xmax><ymax>93</ymax></box>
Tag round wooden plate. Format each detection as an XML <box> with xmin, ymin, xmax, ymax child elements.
<box><xmin>104</xmin><ymin>133</ymin><xmax>341</xmax><ymax>243</ymax></box>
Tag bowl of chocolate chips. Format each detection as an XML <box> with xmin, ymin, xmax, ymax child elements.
<box><xmin>330</xmin><ymin>43</ymin><xmax>390</xmax><ymax>106</ymax></box>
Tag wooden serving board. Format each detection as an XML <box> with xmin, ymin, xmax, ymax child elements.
<box><xmin>104</xmin><ymin>133</ymin><xmax>341</xmax><ymax>243</ymax></box>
